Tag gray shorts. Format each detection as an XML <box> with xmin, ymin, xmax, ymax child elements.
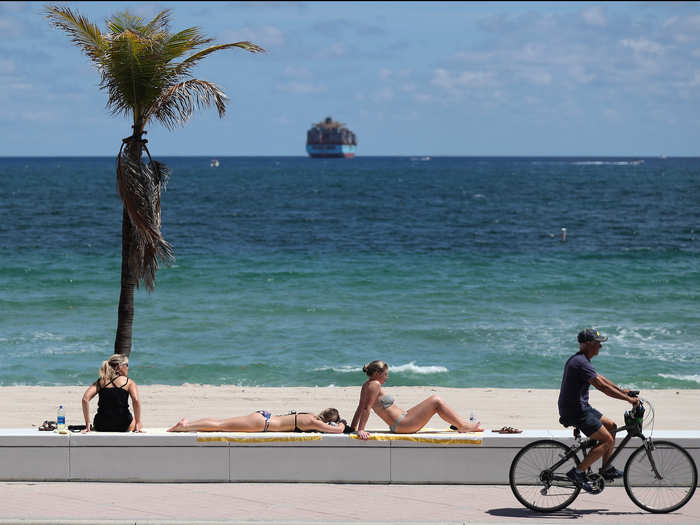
<box><xmin>560</xmin><ymin>406</ymin><xmax>603</xmax><ymax>437</ymax></box>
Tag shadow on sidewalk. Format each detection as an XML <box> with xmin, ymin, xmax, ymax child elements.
<box><xmin>487</xmin><ymin>507</ymin><xmax>647</xmax><ymax>519</ymax></box>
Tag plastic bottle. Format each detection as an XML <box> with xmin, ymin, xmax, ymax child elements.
<box><xmin>57</xmin><ymin>404</ymin><xmax>67</xmax><ymax>433</ymax></box>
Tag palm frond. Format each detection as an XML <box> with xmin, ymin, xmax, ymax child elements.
<box><xmin>101</xmin><ymin>29</ymin><xmax>159</xmax><ymax>119</ymax></box>
<box><xmin>116</xmin><ymin>142</ymin><xmax>174</xmax><ymax>291</ymax></box>
<box><xmin>143</xmin><ymin>9</ymin><xmax>171</xmax><ymax>35</ymax></box>
<box><xmin>148</xmin><ymin>79</ymin><xmax>228</xmax><ymax>130</ymax></box>
<box><xmin>107</xmin><ymin>11</ymin><xmax>146</xmax><ymax>35</ymax></box>
<box><xmin>174</xmin><ymin>42</ymin><xmax>265</xmax><ymax>77</ymax></box>
<box><xmin>45</xmin><ymin>5</ymin><xmax>106</xmax><ymax>61</ymax></box>
<box><xmin>162</xmin><ymin>27</ymin><xmax>213</xmax><ymax>63</ymax></box>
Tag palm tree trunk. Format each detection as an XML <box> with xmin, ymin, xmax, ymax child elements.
<box><xmin>114</xmin><ymin>206</ymin><xmax>136</xmax><ymax>356</ymax></box>
<box><xmin>114</xmin><ymin>127</ymin><xmax>144</xmax><ymax>356</ymax></box>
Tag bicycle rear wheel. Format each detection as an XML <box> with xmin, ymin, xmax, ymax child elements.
<box><xmin>624</xmin><ymin>440</ymin><xmax>697</xmax><ymax>513</ymax></box>
<box><xmin>509</xmin><ymin>439</ymin><xmax>581</xmax><ymax>512</ymax></box>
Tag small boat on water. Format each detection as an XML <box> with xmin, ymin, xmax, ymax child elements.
<box><xmin>210</xmin><ymin>159</ymin><xmax>220</xmax><ymax>168</ymax></box>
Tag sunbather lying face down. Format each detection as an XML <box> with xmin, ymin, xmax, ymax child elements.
<box><xmin>350</xmin><ymin>360</ymin><xmax>485</xmax><ymax>440</ymax></box>
<box><xmin>167</xmin><ymin>408</ymin><xmax>347</xmax><ymax>433</ymax></box>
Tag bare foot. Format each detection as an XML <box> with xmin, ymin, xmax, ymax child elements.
<box><xmin>458</xmin><ymin>422</ymin><xmax>484</xmax><ymax>433</ymax></box>
<box><xmin>166</xmin><ymin>418</ymin><xmax>189</xmax><ymax>432</ymax></box>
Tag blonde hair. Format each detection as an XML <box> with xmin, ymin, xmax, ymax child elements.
<box><xmin>362</xmin><ymin>360</ymin><xmax>388</xmax><ymax>377</ymax></box>
<box><xmin>318</xmin><ymin>408</ymin><xmax>340</xmax><ymax>424</ymax></box>
<box><xmin>98</xmin><ymin>354</ymin><xmax>128</xmax><ymax>385</ymax></box>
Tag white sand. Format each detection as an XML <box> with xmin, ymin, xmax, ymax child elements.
<box><xmin>2</xmin><ymin>385</ymin><xmax>698</xmax><ymax>431</ymax></box>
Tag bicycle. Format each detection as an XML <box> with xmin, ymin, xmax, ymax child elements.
<box><xmin>509</xmin><ymin>392</ymin><xmax>697</xmax><ymax>513</ymax></box>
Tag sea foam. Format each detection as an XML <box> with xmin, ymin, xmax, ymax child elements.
<box><xmin>658</xmin><ymin>374</ymin><xmax>700</xmax><ymax>384</ymax></box>
<box><xmin>314</xmin><ymin>362</ymin><xmax>448</xmax><ymax>375</ymax></box>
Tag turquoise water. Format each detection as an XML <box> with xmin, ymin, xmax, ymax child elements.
<box><xmin>1</xmin><ymin>156</ymin><xmax>699</xmax><ymax>388</ymax></box>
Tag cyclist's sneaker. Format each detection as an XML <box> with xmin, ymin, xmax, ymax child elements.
<box><xmin>600</xmin><ymin>465</ymin><xmax>624</xmax><ymax>480</ymax></box>
<box><xmin>566</xmin><ymin>467</ymin><xmax>595</xmax><ymax>493</ymax></box>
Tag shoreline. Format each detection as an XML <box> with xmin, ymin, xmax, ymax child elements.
<box><xmin>2</xmin><ymin>385</ymin><xmax>698</xmax><ymax>430</ymax></box>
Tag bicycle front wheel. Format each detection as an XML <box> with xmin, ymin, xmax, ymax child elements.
<box><xmin>624</xmin><ymin>440</ymin><xmax>698</xmax><ymax>513</ymax></box>
<box><xmin>509</xmin><ymin>439</ymin><xmax>581</xmax><ymax>512</ymax></box>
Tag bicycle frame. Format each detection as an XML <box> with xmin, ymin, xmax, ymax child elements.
<box><xmin>548</xmin><ymin>417</ymin><xmax>663</xmax><ymax>482</ymax></box>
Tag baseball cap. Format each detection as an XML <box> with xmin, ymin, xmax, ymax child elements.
<box><xmin>578</xmin><ymin>328</ymin><xmax>608</xmax><ymax>343</ymax></box>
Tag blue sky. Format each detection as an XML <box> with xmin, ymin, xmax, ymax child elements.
<box><xmin>1</xmin><ymin>1</ymin><xmax>700</xmax><ymax>156</ymax></box>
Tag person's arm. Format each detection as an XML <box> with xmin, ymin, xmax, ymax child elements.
<box><xmin>590</xmin><ymin>374</ymin><xmax>639</xmax><ymax>405</ymax></box>
<box><xmin>306</xmin><ymin>417</ymin><xmax>346</xmax><ymax>434</ymax></box>
<box><xmin>129</xmin><ymin>382</ymin><xmax>143</xmax><ymax>432</ymax></box>
<box><xmin>81</xmin><ymin>383</ymin><xmax>98</xmax><ymax>433</ymax></box>
<box><xmin>351</xmin><ymin>382</ymin><xmax>379</xmax><ymax>440</ymax></box>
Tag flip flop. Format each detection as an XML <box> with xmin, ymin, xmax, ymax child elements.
<box><xmin>491</xmin><ymin>426</ymin><xmax>522</xmax><ymax>434</ymax></box>
<box><xmin>38</xmin><ymin>420</ymin><xmax>57</xmax><ymax>431</ymax></box>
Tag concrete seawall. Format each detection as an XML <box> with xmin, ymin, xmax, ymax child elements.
<box><xmin>1</xmin><ymin>429</ymin><xmax>698</xmax><ymax>484</ymax></box>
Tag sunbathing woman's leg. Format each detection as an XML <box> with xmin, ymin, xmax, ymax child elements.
<box><xmin>167</xmin><ymin>412</ymin><xmax>264</xmax><ymax>432</ymax></box>
<box><xmin>395</xmin><ymin>395</ymin><xmax>484</xmax><ymax>433</ymax></box>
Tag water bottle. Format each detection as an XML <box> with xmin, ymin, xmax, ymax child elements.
<box><xmin>57</xmin><ymin>404</ymin><xmax>66</xmax><ymax>433</ymax></box>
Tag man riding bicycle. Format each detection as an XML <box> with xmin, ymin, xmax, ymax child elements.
<box><xmin>558</xmin><ymin>328</ymin><xmax>640</xmax><ymax>493</ymax></box>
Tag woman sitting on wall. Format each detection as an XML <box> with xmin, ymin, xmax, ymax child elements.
<box><xmin>351</xmin><ymin>360</ymin><xmax>484</xmax><ymax>440</ymax></box>
<box><xmin>82</xmin><ymin>354</ymin><xmax>142</xmax><ymax>432</ymax></box>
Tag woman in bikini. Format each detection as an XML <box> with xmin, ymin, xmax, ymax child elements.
<box><xmin>82</xmin><ymin>354</ymin><xmax>142</xmax><ymax>432</ymax></box>
<box><xmin>167</xmin><ymin>407</ymin><xmax>347</xmax><ymax>433</ymax></box>
<box><xmin>351</xmin><ymin>360</ymin><xmax>485</xmax><ymax>440</ymax></box>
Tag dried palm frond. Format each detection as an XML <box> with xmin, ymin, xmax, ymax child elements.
<box><xmin>116</xmin><ymin>138</ymin><xmax>173</xmax><ymax>291</ymax></box>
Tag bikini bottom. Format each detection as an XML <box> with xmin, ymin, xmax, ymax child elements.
<box><xmin>389</xmin><ymin>411</ymin><xmax>407</xmax><ymax>433</ymax></box>
<box><xmin>256</xmin><ymin>410</ymin><xmax>271</xmax><ymax>432</ymax></box>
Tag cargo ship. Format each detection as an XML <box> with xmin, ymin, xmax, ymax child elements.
<box><xmin>306</xmin><ymin>116</ymin><xmax>357</xmax><ymax>158</ymax></box>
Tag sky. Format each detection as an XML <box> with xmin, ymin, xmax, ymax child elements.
<box><xmin>1</xmin><ymin>1</ymin><xmax>700</xmax><ymax>156</ymax></box>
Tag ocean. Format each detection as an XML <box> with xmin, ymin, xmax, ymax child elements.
<box><xmin>1</xmin><ymin>156</ymin><xmax>699</xmax><ymax>389</ymax></box>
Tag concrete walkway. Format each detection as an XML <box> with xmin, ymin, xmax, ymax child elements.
<box><xmin>0</xmin><ymin>482</ymin><xmax>698</xmax><ymax>524</ymax></box>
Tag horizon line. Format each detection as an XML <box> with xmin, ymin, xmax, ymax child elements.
<box><xmin>0</xmin><ymin>154</ymin><xmax>695</xmax><ymax>159</ymax></box>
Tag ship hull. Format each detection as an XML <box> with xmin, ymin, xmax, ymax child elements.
<box><xmin>306</xmin><ymin>144</ymin><xmax>356</xmax><ymax>158</ymax></box>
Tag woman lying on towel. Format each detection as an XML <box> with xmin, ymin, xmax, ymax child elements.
<box><xmin>167</xmin><ymin>408</ymin><xmax>349</xmax><ymax>433</ymax></box>
<box><xmin>351</xmin><ymin>360</ymin><xmax>485</xmax><ymax>440</ymax></box>
<box><xmin>82</xmin><ymin>354</ymin><xmax>142</xmax><ymax>432</ymax></box>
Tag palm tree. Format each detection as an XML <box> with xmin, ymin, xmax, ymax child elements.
<box><xmin>46</xmin><ymin>6</ymin><xmax>264</xmax><ymax>356</ymax></box>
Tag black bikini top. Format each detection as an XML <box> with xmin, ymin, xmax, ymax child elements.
<box><xmin>289</xmin><ymin>411</ymin><xmax>310</xmax><ymax>432</ymax></box>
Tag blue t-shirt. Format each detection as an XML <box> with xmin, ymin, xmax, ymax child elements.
<box><xmin>558</xmin><ymin>352</ymin><xmax>598</xmax><ymax>420</ymax></box>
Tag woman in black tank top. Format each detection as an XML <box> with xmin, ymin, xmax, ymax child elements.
<box><xmin>81</xmin><ymin>354</ymin><xmax>143</xmax><ymax>432</ymax></box>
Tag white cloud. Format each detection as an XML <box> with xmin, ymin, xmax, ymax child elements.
<box><xmin>413</xmin><ymin>92</ymin><xmax>434</xmax><ymax>103</ymax></box>
<box><xmin>431</xmin><ymin>68</ymin><xmax>494</xmax><ymax>91</ymax></box>
<box><xmin>680</xmin><ymin>70</ymin><xmax>700</xmax><ymax>88</ymax></box>
<box><xmin>276</xmin><ymin>81</ymin><xmax>327</xmax><ymax>94</ymax></box>
<box><xmin>621</xmin><ymin>38</ymin><xmax>663</xmax><ymax>55</ymax></box>
<box><xmin>226</xmin><ymin>25</ymin><xmax>285</xmax><ymax>48</ymax></box>
<box><xmin>283</xmin><ymin>65</ymin><xmax>312</xmax><ymax>79</ymax></box>
<box><xmin>519</xmin><ymin>69</ymin><xmax>552</xmax><ymax>86</ymax></box>
<box><xmin>0</xmin><ymin>58</ymin><xmax>15</xmax><ymax>75</ymax></box>
<box><xmin>320</xmin><ymin>42</ymin><xmax>346</xmax><ymax>58</ymax></box>
<box><xmin>372</xmin><ymin>87</ymin><xmax>393</xmax><ymax>102</ymax></box>
<box><xmin>20</xmin><ymin>110</ymin><xmax>55</xmax><ymax>123</ymax></box>
<box><xmin>581</xmin><ymin>6</ymin><xmax>607</xmax><ymax>27</ymax></box>
<box><xmin>568</xmin><ymin>64</ymin><xmax>595</xmax><ymax>84</ymax></box>
<box><xmin>663</xmin><ymin>14</ymin><xmax>700</xmax><ymax>44</ymax></box>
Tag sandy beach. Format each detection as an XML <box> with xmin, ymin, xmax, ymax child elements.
<box><xmin>2</xmin><ymin>385</ymin><xmax>698</xmax><ymax>431</ymax></box>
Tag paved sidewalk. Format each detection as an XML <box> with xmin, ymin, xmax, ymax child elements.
<box><xmin>0</xmin><ymin>482</ymin><xmax>698</xmax><ymax>524</ymax></box>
